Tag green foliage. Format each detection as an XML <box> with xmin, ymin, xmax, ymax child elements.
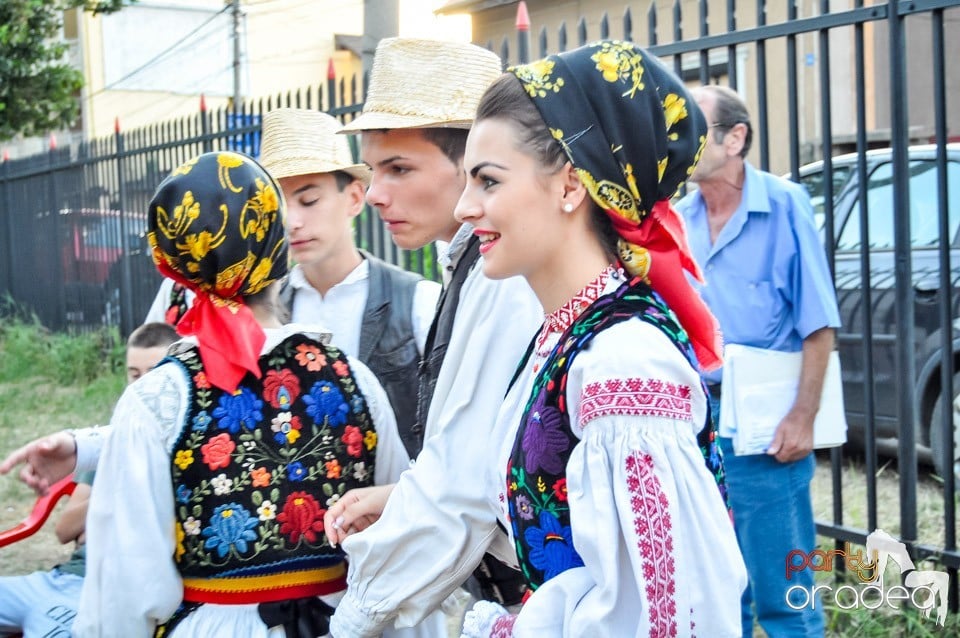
<box><xmin>0</xmin><ymin>0</ymin><xmax>136</xmax><ymax>141</ymax></box>
<box><xmin>0</xmin><ymin>315</ymin><xmax>123</xmax><ymax>385</ymax></box>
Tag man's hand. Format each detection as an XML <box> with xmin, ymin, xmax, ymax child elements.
<box><xmin>0</xmin><ymin>431</ymin><xmax>77</xmax><ymax>494</ymax></box>
<box><xmin>324</xmin><ymin>484</ymin><xmax>395</xmax><ymax>547</ymax></box>
<box><xmin>766</xmin><ymin>408</ymin><xmax>815</xmax><ymax>463</ymax></box>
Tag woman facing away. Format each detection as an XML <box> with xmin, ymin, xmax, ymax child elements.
<box><xmin>328</xmin><ymin>41</ymin><xmax>747</xmax><ymax>638</ymax></box>
<box><xmin>71</xmin><ymin>151</ymin><xmax>440</xmax><ymax>637</ymax></box>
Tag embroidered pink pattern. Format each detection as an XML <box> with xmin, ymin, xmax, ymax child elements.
<box><xmin>490</xmin><ymin>613</ymin><xmax>518</xmax><ymax>638</ymax></box>
<box><xmin>625</xmin><ymin>451</ymin><xmax>677</xmax><ymax>636</ymax></box>
<box><xmin>579</xmin><ymin>378</ymin><xmax>692</xmax><ymax>428</ymax></box>
<box><xmin>535</xmin><ymin>266</ymin><xmax>618</xmax><ymax>356</ymax></box>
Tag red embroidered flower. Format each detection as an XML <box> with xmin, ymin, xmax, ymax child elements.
<box><xmin>201</xmin><ymin>433</ymin><xmax>235</xmax><ymax>470</ymax></box>
<box><xmin>193</xmin><ymin>371</ymin><xmax>211</xmax><ymax>390</ymax></box>
<box><xmin>263</xmin><ymin>369</ymin><xmax>301</xmax><ymax>409</ymax></box>
<box><xmin>277</xmin><ymin>491</ymin><xmax>325</xmax><ymax>543</ymax></box>
<box><xmin>341</xmin><ymin>425</ymin><xmax>363</xmax><ymax>458</ymax></box>
<box><xmin>552</xmin><ymin>478</ymin><xmax>568</xmax><ymax>502</ymax></box>
<box><xmin>295</xmin><ymin>344</ymin><xmax>326</xmax><ymax>371</ymax></box>
<box><xmin>325</xmin><ymin>459</ymin><xmax>342</xmax><ymax>479</ymax></box>
<box><xmin>251</xmin><ymin>466</ymin><xmax>271</xmax><ymax>488</ymax></box>
<box><xmin>332</xmin><ymin>360</ymin><xmax>350</xmax><ymax>377</ymax></box>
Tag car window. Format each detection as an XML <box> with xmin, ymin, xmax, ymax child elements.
<box><xmin>836</xmin><ymin>159</ymin><xmax>960</xmax><ymax>251</ymax></box>
<box><xmin>800</xmin><ymin>165</ymin><xmax>853</xmax><ymax>234</ymax></box>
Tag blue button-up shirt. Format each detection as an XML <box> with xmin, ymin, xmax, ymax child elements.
<box><xmin>676</xmin><ymin>162</ymin><xmax>841</xmax><ymax>384</ymax></box>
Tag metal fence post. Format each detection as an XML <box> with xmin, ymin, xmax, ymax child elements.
<box><xmin>115</xmin><ymin>119</ymin><xmax>134</xmax><ymax>337</ymax></box>
<box><xmin>1</xmin><ymin>152</ymin><xmax>12</xmax><ymax>298</ymax></box>
<box><xmin>48</xmin><ymin>136</ymin><xmax>65</xmax><ymax>330</ymax></box>
<box><xmin>516</xmin><ymin>1</ymin><xmax>530</xmax><ymax>64</ymax></box>
<box><xmin>200</xmin><ymin>95</ymin><xmax>212</xmax><ymax>154</ymax></box>
<box><xmin>888</xmin><ymin>0</ymin><xmax>918</xmax><ymax>551</ymax></box>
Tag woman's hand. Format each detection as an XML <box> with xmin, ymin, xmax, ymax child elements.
<box><xmin>324</xmin><ymin>484</ymin><xmax>396</xmax><ymax>547</ymax></box>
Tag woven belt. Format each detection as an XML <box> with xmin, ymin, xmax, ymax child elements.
<box><xmin>182</xmin><ymin>563</ymin><xmax>347</xmax><ymax>605</ymax></box>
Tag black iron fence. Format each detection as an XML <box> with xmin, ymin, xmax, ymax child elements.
<box><xmin>1</xmin><ymin>0</ymin><xmax>959</xmax><ymax>615</ymax></box>
<box><xmin>0</xmin><ymin>76</ymin><xmax>439</xmax><ymax>338</ymax></box>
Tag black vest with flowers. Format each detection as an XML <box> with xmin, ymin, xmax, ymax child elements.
<box><xmin>165</xmin><ymin>334</ymin><xmax>376</xmax><ymax>590</ymax></box>
<box><xmin>507</xmin><ymin>278</ymin><xmax>725</xmax><ymax>591</ymax></box>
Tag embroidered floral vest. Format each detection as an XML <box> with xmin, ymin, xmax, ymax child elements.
<box><xmin>507</xmin><ymin>277</ymin><xmax>726</xmax><ymax>591</ymax></box>
<box><xmin>166</xmin><ymin>333</ymin><xmax>377</xmax><ymax>585</ymax></box>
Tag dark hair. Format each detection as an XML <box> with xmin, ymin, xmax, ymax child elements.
<box><xmin>331</xmin><ymin>170</ymin><xmax>356</xmax><ymax>192</ymax></box>
<box><xmin>128</xmin><ymin>321</ymin><xmax>179</xmax><ymax>349</ymax></box>
<box><xmin>245</xmin><ymin>281</ymin><xmax>281</xmax><ymax>317</ymax></box>
<box><xmin>702</xmin><ymin>85</ymin><xmax>753</xmax><ymax>158</ymax></box>
<box><xmin>475</xmin><ymin>74</ymin><xmax>620</xmax><ymax>260</ymax></box>
<box><xmin>420</xmin><ymin>128</ymin><xmax>468</xmax><ymax>165</ymax></box>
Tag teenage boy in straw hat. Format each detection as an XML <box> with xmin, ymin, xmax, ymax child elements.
<box><xmin>259</xmin><ymin>107</ymin><xmax>441</xmax><ymax>460</ymax></box>
<box><xmin>321</xmin><ymin>37</ymin><xmax>543</xmax><ymax>636</ymax></box>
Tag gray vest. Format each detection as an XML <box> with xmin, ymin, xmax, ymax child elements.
<box><xmin>279</xmin><ymin>251</ymin><xmax>422</xmax><ymax>459</ymax></box>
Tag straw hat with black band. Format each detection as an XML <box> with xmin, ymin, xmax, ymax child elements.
<box><xmin>339</xmin><ymin>37</ymin><xmax>503</xmax><ymax>133</ymax></box>
<box><xmin>260</xmin><ymin>108</ymin><xmax>370</xmax><ymax>183</ymax></box>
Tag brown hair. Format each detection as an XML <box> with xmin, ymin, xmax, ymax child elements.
<box><xmin>128</xmin><ymin>321</ymin><xmax>179</xmax><ymax>349</ymax></box>
<box><xmin>420</xmin><ymin>128</ymin><xmax>469</xmax><ymax>165</ymax></box>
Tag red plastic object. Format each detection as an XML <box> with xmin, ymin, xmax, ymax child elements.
<box><xmin>0</xmin><ymin>475</ymin><xmax>77</xmax><ymax>548</ymax></box>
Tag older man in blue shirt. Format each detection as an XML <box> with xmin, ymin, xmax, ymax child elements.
<box><xmin>677</xmin><ymin>85</ymin><xmax>840</xmax><ymax>638</ymax></box>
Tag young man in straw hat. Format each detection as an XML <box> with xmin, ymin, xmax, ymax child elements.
<box><xmin>259</xmin><ymin>107</ymin><xmax>440</xmax><ymax>460</ymax></box>
<box><xmin>322</xmin><ymin>37</ymin><xmax>543</xmax><ymax>637</ymax></box>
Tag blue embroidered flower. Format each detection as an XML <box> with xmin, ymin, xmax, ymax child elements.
<box><xmin>192</xmin><ymin>410</ymin><xmax>212</xmax><ymax>432</ymax></box>
<box><xmin>522</xmin><ymin>394</ymin><xmax>569</xmax><ymax>474</ymax></box>
<box><xmin>213</xmin><ymin>387</ymin><xmax>264</xmax><ymax>434</ymax></box>
<box><xmin>303</xmin><ymin>381</ymin><xmax>349</xmax><ymax>427</ymax></box>
<box><xmin>524</xmin><ymin>511</ymin><xmax>584</xmax><ymax>581</ymax></box>
<box><xmin>287</xmin><ymin>461</ymin><xmax>306</xmax><ymax>481</ymax></box>
<box><xmin>201</xmin><ymin>502</ymin><xmax>259</xmax><ymax>558</ymax></box>
<box><xmin>176</xmin><ymin>484</ymin><xmax>192</xmax><ymax>504</ymax></box>
<box><xmin>350</xmin><ymin>394</ymin><xmax>366</xmax><ymax>415</ymax></box>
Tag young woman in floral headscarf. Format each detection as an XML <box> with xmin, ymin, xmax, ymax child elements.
<box><xmin>72</xmin><ymin>152</ymin><xmax>413</xmax><ymax>638</ymax></box>
<box><xmin>451</xmin><ymin>41</ymin><xmax>746</xmax><ymax>637</ymax></box>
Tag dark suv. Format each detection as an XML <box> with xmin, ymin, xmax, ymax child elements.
<box><xmin>797</xmin><ymin>144</ymin><xmax>960</xmax><ymax>476</ymax></box>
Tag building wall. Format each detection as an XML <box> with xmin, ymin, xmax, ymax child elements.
<box><xmin>77</xmin><ymin>0</ymin><xmax>365</xmax><ymax>138</ymax></box>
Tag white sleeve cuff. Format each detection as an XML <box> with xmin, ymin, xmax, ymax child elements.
<box><xmin>329</xmin><ymin>592</ymin><xmax>392</xmax><ymax>638</ymax></box>
<box><xmin>460</xmin><ymin>600</ymin><xmax>509</xmax><ymax>638</ymax></box>
<box><xmin>72</xmin><ymin>425</ymin><xmax>111</xmax><ymax>474</ymax></box>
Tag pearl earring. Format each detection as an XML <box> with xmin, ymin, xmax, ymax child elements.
<box><xmin>562</xmin><ymin>203</ymin><xmax>574</xmax><ymax>213</ymax></box>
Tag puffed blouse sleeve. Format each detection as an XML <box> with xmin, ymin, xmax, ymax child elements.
<box><xmin>510</xmin><ymin>319</ymin><xmax>746</xmax><ymax>638</ymax></box>
<box><xmin>73</xmin><ymin>362</ymin><xmax>189</xmax><ymax>638</ymax></box>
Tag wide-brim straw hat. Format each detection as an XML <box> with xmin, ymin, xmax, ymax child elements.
<box><xmin>339</xmin><ymin>38</ymin><xmax>503</xmax><ymax>133</ymax></box>
<box><xmin>260</xmin><ymin>108</ymin><xmax>371</xmax><ymax>184</ymax></box>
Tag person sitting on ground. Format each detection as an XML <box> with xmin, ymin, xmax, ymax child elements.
<box><xmin>69</xmin><ymin>151</ymin><xmax>414</xmax><ymax>637</ymax></box>
<box><xmin>0</xmin><ymin>321</ymin><xmax>178</xmax><ymax>638</ymax></box>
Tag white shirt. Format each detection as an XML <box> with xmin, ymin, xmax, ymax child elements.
<box><xmin>332</xmin><ymin>275</ymin><xmax>746</xmax><ymax>637</ymax></box>
<box><xmin>288</xmin><ymin>260</ymin><xmax>440</xmax><ymax>358</ymax></box>
<box><xmin>73</xmin><ymin>325</ymin><xmax>446</xmax><ymax>638</ymax></box>
<box><xmin>330</xmin><ymin>224</ymin><xmax>545</xmax><ymax>634</ymax></box>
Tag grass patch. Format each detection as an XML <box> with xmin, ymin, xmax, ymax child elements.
<box><xmin>0</xmin><ymin>319</ymin><xmax>125</xmax><ymax>575</ymax></box>
<box><xmin>808</xmin><ymin>454</ymin><xmax>958</xmax><ymax>635</ymax></box>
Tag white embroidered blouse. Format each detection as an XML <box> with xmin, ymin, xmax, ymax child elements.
<box><xmin>332</xmin><ymin>270</ymin><xmax>747</xmax><ymax>637</ymax></box>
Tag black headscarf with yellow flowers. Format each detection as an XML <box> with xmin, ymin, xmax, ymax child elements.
<box><xmin>148</xmin><ymin>151</ymin><xmax>287</xmax><ymax>392</ymax></box>
<box><xmin>508</xmin><ymin>40</ymin><xmax>722</xmax><ymax>371</ymax></box>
